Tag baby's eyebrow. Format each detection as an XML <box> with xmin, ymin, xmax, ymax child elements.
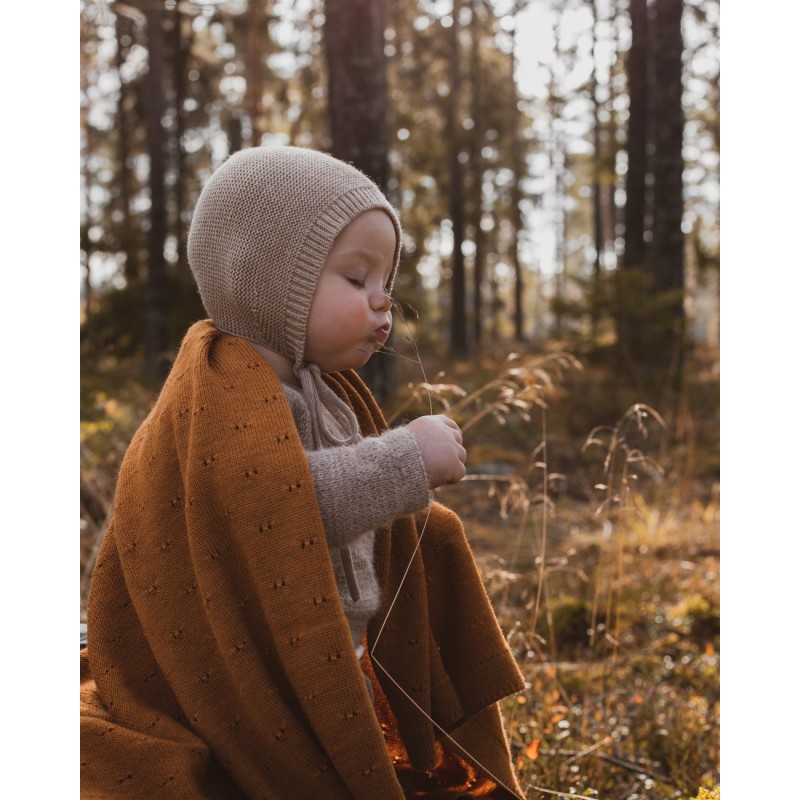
<box><xmin>334</xmin><ymin>248</ymin><xmax>387</xmax><ymax>267</ymax></box>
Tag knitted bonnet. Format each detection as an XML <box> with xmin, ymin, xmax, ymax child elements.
<box><xmin>187</xmin><ymin>145</ymin><xmax>402</xmax><ymax>446</ymax></box>
<box><xmin>187</xmin><ymin>145</ymin><xmax>401</xmax><ymax>364</ymax></box>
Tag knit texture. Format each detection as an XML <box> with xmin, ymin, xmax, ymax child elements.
<box><xmin>186</xmin><ymin>145</ymin><xmax>403</xmax><ymax>511</ymax></box>
<box><xmin>80</xmin><ymin>321</ymin><xmax>525</xmax><ymax>799</ymax></box>
<box><xmin>283</xmin><ymin>382</ymin><xmax>431</xmax><ymax>647</ymax></box>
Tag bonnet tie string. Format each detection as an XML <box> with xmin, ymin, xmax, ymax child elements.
<box><xmin>295</xmin><ymin>361</ymin><xmax>364</xmax><ymax>604</ymax></box>
<box><xmin>295</xmin><ymin>362</ymin><xmax>361</xmax><ymax>449</ymax></box>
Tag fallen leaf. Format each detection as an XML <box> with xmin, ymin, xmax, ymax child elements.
<box><xmin>525</xmin><ymin>739</ymin><xmax>541</xmax><ymax>761</ymax></box>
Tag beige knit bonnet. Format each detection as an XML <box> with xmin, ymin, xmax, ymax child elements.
<box><xmin>187</xmin><ymin>145</ymin><xmax>401</xmax><ymax>446</ymax></box>
<box><xmin>187</xmin><ymin>145</ymin><xmax>401</xmax><ymax>363</ymax></box>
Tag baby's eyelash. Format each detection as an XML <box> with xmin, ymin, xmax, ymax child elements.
<box><xmin>347</xmin><ymin>277</ymin><xmax>365</xmax><ymax>288</ymax></box>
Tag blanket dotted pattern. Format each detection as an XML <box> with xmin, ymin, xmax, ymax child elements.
<box><xmin>80</xmin><ymin>321</ymin><xmax>525</xmax><ymax>799</ymax></box>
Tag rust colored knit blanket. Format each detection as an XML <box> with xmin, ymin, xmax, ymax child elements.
<box><xmin>80</xmin><ymin>321</ymin><xmax>524</xmax><ymax>799</ymax></box>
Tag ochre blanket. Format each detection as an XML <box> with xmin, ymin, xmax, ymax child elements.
<box><xmin>81</xmin><ymin>321</ymin><xmax>525</xmax><ymax>799</ymax></box>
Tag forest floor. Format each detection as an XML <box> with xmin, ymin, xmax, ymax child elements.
<box><xmin>384</xmin><ymin>340</ymin><xmax>720</xmax><ymax>800</ymax></box>
<box><xmin>80</xmin><ymin>339</ymin><xmax>720</xmax><ymax>800</ymax></box>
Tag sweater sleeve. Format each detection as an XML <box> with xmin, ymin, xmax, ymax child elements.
<box><xmin>305</xmin><ymin>426</ymin><xmax>432</xmax><ymax>547</ymax></box>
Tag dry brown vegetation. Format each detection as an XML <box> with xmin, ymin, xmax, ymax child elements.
<box><xmin>386</xmin><ymin>342</ymin><xmax>719</xmax><ymax>800</ymax></box>
<box><xmin>80</xmin><ymin>339</ymin><xmax>719</xmax><ymax>800</ymax></box>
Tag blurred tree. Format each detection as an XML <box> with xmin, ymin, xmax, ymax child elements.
<box><xmin>143</xmin><ymin>2</ymin><xmax>169</xmax><ymax>380</ymax></box>
<box><xmin>614</xmin><ymin>0</ymin><xmax>686</xmax><ymax>405</ymax></box>
<box><xmin>650</xmin><ymin>0</ymin><xmax>686</xmax><ymax>392</ymax></box>
<box><xmin>78</xmin><ymin>0</ymin><xmax>716</xmax><ymax>389</ymax></box>
<box><xmin>323</xmin><ymin>0</ymin><xmax>394</xmax><ymax>398</ymax></box>
<box><xmin>245</xmin><ymin>0</ymin><xmax>269</xmax><ymax>146</ymax></box>
<box><xmin>114</xmin><ymin>11</ymin><xmax>140</xmax><ymax>288</ymax></box>
<box><xmin>507</xmin><ymin>2</ymin><xmax>526</xmax><ymax>343</ymax></box>
<box><xmin>447</xmin><ymin>0</ymin><xmax>468</xmax><ymax>356</ymax></box>
<box><xmin>169</xmin><ymin>5</ymin><xmax>190</xmax><ymax>254</ymax></box>
<box><xmin>80</xmin><ymin>13</ymin><xmax>96</xmax><ymax>321</ymax></box>
<box><xmin>468</xmin><ymin>0</ymin><xmax>487</xmax><ymax>347</ymax></box>
<box><xmin>617</xmin><ymin>0</ymin><xmax>649</xmax><ymax>361</ymax></box>
<box><xmin>548</xmin><ymin>12</ymin><xmax>569</xmax><ymax>338</ymax></box>
<box><xmin>588</xmin><ymin>0</ymin><xmax>605</xmax><ymax>335</ymax></box>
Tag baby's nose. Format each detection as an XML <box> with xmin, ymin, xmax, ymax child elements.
<box><xmin>370</xmin><ymin>290</ymin><xmax>392</xmax><ymax>312</ymax></box>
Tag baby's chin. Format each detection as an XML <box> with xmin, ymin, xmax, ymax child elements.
<box><xmin>316</xmin><ymin>349</ymin><xmax>375</xmax><ymax>374</ymax></box>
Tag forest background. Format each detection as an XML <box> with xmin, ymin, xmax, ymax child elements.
<box><xmin>18</xmin><ymin>2</ymin><xmax>764</xmax><ymax>797</ymax></box>
<box><xmin>76</xmin><ymin>0</ymin><xmax>723</xmax><ymax>798</ymax></box>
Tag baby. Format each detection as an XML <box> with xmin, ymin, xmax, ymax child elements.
<box><xmin>80</xmin><ymin>146</ymin><xmax>525</xmax><ymax>799</ymax></box>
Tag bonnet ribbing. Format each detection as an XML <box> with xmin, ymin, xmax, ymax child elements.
<box><xmin>187</xmin><ymin>146</ymin><xmax>402</xmax><ymax>445</ymax></box>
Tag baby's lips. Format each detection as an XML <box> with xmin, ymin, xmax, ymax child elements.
<box><xmin>373</xmin><ymin>325</ymin><xmax>390</xmax><ymax>344</ymax></box>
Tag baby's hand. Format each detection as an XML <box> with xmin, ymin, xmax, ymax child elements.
<box><xmin>407</xmin><ymin>415</ymin><xmax>467</xmax><ymax>489</ymax></box>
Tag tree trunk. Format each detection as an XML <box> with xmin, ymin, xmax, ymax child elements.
<box><xmin>509</xmin><ymin>15</ymin><xmax>524</xmax><ymax>342</ymax></box>
<box><xmin>324</xmin><ymin>0</ymin><xmax>389</xmax><ymax>188</ymax></box>
<box><xmin>323</xmin><ymin>0</ymin><xmax>395</xmax><ymax>399</ymax></box>
<box><xmin>469</xmin><ymin>0</ymin><xmax>486</xmax><ymax>348</ymax></box>
<box><xmin>623</xmin><ymin>0</ymin><xmax>649</xmax><ymax>272</ymax></box>
<box><xmin>228</xmin><ymin>114</ymin><xmax>243</xmax><ymax>155</ymax></box>
<box><xmin>447</xmin><ymin>0</ymin><xmax>468</xmax><ymax>356</ymax></box>
<box><xmin>617</xmin><ymin>0</ymin><xmax>649</xmax><ymax>359</ymax></box>
<box><xmin>589</xmin><ymin>0</ymin><xmax>604</xmax><ymax>337</ymax></box>
<box><xmin>171</xmin><ymin>7</ymin><xmax>189</xmax><ymax>261</ymax></box>
<box><xmin>650</xmin><ymin>0</ymin><xmax>686</xmax><ymax>391</ymax></box>
<box><xmin>81</xmin><ymin>124</ymin><xmax>94</xmax><ymax>320</ymax></box>
<box><xmin>246</xmin><ymin>0</ymin><xmax>266</xmax><ymax>146</ymax></box>
<box><xmin>115</xmin><ymin>14</ymin><xmax>139</xmax><ymax>287</ymax></box>
<box><xmin>144</xmin><ymin>5</ymin><xmax>169</xmax><ymax>379</ymax></box>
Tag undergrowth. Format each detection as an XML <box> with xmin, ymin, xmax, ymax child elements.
<box><xmin>80</xmin><ymin>340</ymin><xmax>720</xmax><ymax>799</ymax></box>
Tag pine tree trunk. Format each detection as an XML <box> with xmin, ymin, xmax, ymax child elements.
<box><xmin>617</xmin><ymin>0</ymin><xmax>649</xmax><ymax>360</ymax></box>
<box><xmin>228</xmin><ymin>115</ymin><xmax>243</xmax><ymax>155</ymax></box>
<box><xmin>650</xmin><ymin>0</ymin><xmax>686</xmax><ymax>389</ymax></box>
<box><xmin>81</xmin><ymin>119</ymin><xmax>94</xmax><ymax>320</ymax></box>
<box><xmin>623</xmin><ymin>0</ymin><xmax>648</xmax><ymax>273</ymax></box>
<box><xmin>589</xmin><ymin>0</ymin><xmax>604</xmax><ymax>337</ymax></box>
<box><xmin>549</xmin><ymin>18</ymin><xmax>566</xmax><ymax>339</ymax></box>
<box><xmin>246</xmin><ymin>0</ymin><xmax>266</xmax><ymax>146</ymax></box>
<box><xmin>115</xmin><ymin>14</ymin><xmax>138</xmax><ymax>287</ymax></box>
<box><xmin>509</xmin><ymin>15</ymin><xmax>524</xmax><ymax>342</ymax></box>
<box><xmin>171</xmin><ymin>7</ymin><xmax>189</xmax><ymax>260</ymax></box>
<box><xmin>323</xmin><ymin>0</ymin><xmax>394</xmax><ymax>398</ymax></box>
<box><xmin>447</xmin><ymin>0</ymin><xmax>468</xmax><ymax>356</ymax></box>
<box><xmin>469</xmin><ymin>0</ymin><xmax>486</xmax><ymax>348</ymax></box>
<box><xmin>324</xmin><ymin>0</ymin><xmax>389</xmax><ymax>188</ymax></box>
<box><xmin>144</xmin><ymin>5</ymin><xmax>169</xmax><ymax>379</ymax></box>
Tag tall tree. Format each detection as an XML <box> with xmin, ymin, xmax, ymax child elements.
<box><xmin>245</xmin><ymin>0</ymin><xmax>268</xmax><ymax>146</ymax></box>
<box><xmin>588</xmin><ymin>0</ymin><xmax>605</xmax><ymax>336</ymax></box>
<box><xmin>143</xmin><ymin>3</ymin><xmax>169</xmax><ymax>379</ymax></box>
<box><xmin>548</xmin><ymin>13</ymin><xmax>568</xmax><ymax>338</ymax></box>
<box><xmin>324</xmin><ymin>0</ymin><xmax>389</xmax><ymax>188</ymax></box>
<box><xmin>323</xmin><ymin>0</ymin><xmax>394</xmax><ymax>398</ymax></box>
<box><xmin>468</xmin><ymin>0</ymin><xmax>486</xmax><ymax>347</ymax></box>
<box><xmin>617</xmin><ymin>0</ymin><xmax>649</xmax><ymax>360</ymax></box>
<box><xmin>170</xmin><ymin>6</ymin><xmax>190</xmax><ymax>257</ymax></box>
<box><xmin>650</xmin><ymin>0</ymin><xmax>686</xmax><ymax>390</ymax></box>
<box><xmin>447</xmin><ymin>0</ymin><xmax>468</xmax><ymax>355</ymax></box>
<box><xmin>114</xmin><ymin>12</ymin><xmax>139</xmax><ymax>288</ymax></box>
<box><xmin>508</xmin><ymin>4</ymin><xmax>525</xmax><ymax>342</ymax></box>
<box><xmin>80</xmin><ymin>31</ymin><xmax>96</xmax><ymax>320</ymax></box>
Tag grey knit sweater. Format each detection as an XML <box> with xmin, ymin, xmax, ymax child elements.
<box><xmin>282</xmin><ymin>383</ymin><xmax>431</xmax><ymax>648</ymax></box>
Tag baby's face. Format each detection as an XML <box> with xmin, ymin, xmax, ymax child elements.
<box><xmin>304</xmin><ymin>210</ymin><xmax>396</xmax><ymax>373</ymax></box>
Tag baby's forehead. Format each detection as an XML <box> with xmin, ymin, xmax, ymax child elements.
<box><xmin>325</xmin><ymin>209</ymin><xmax>397</xmax><ymax>257</ymax></box>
